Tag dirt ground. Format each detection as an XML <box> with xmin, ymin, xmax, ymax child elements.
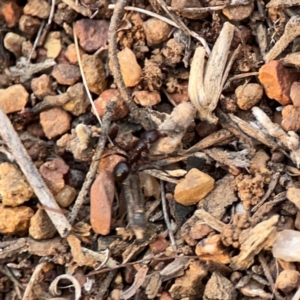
<box><xmin>1</xmin><ymin>0</ymin><xmax>300</xmax><ymax>299</ymax></box>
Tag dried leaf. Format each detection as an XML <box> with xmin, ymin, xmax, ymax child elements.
<box><xmin>188</xmin><ymin>22</ymin><xmax>235</xmax><ymax>124</ymax></box>
<box><xmin>230</xmin><ymin>215</ymin><xmax>279</xmax><ymax>270</ymax></box>
<box><xmin>120</xmin><ymin>267</ymin><xmax>149</xmax><ymax>299</ymax></box>
<box><xmin>49</xmin><ymin>274</ymin><xmax>81</xmax><ymax>300</ymax></box>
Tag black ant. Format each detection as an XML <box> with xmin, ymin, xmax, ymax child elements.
<box><xmin>113</xmin><ymin>129</ymin><xmax>167</xmax><ymax>182</ymax></box>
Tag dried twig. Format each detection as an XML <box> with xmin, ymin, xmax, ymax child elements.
<box><xmin>96</xmin><ymin>270</ymin><xmax>118</xmax><ymax>299</ymax></box>
<box><xmin>22</xmin><ymin>262</ymin><xmax>47</xmax><ymax>300</ymax></box>
<box><xmin>258</xmin><ymin>253</ymin><xmax>275</xmax><ymax>293</ymax></box>
<box><xmin>265</xmin><ymin>16</ymin><xmax>300</xmax><ymax>62</ymax></box>
<box><xmin>108</xmin><ymin>1</ymin><xmax>157</xmax><ymax>130</ymax></box>
<box><xmin>0</xmin><ymin>266</ymin><xmax>23</xmax><ymax>299</ymax></box>
<box><xmin>160</xmin><ymin>180</ymin><xmax>177</xmax><ymax>251</ymax></box>
<box><xmin>167</xmin><ymin>5</ymin><xmax>226</xmax><ymax>12</ymax></box>
<box><xmin>251</xmin><ymin>172</ymin><xmax>281</xmax><ymax>212</ymax></box>
<box><xmin>27</xmin><ymin>20</ymin><xmax>45</xmax><ymax>64</ymax></box>
<box><xmin>73</xmin><ymin>24</ymin><xmax>102</xmax><ymax>126</ymax></box>
<box><xmin>68</xmin><ymin>99</ymin><xmax>117</xmax><ymax>224</ymax></box>
<box><xmin>252</xmin><ymin>106</ymin><xmax>300</xmax><ymax>167</ymax></box>
<box><xmin>0</xmin><ymin>107</ymin><xmax>71</xmax><ymax>237</ymax></box>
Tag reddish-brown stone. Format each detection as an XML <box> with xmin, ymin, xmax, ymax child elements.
<box><xmin>259</xmin><ymin>60</ymin><xmax>293</xmax><ymax>105</ymax></box>
<box><xmin>74</xmin><ymin>19</ymin><xmax>109</xmax><ymax>52</ymax></box>
<box><xmin>290</xmin><ymin>81</ymin><xmax>300</xmax><ymax>107</ymax></box>
<box><xmin>282</xmin><ymin>105</ymin><xmax>300</xmax><ymax>131</ymax></box>
<box><xmin>1</xmin><ymin>1</ymin><xmax>22</xmax><ymax>28</ymax></box>
<box><xmin>92</xmin><ymin>89</ymin><xmax>128</xmax><ymax>121</ymax></box>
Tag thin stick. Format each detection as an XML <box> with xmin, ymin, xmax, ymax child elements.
<box><xmin>22</xmin><ymin>262</ymin><xmax>46</xmax><ymax>300</ymax></box>
<box><xmin>27</xmin><ymin>20</ymin><xmax>45</xmax><ymax>64</ymax></box>
<box><xmin>73</xmin><ymin>23</ymin><xmax>114</xmax><ymax>144</ymax></box>
<box><xmin>160</xmin><ymin>180</ymin><xmax>177</xmax><ymax>251</ymax></box>
<box><xmin>108</xmin><ymin>0</ymin><xmax>153</xmax><ymax>130</ymax></box>
<box><xmin>0</xmin><ymin>266</ymin><xmax>23</xmax><ymax>299</ymax></box>
<box><xmin>108</xmin><ymin>4</ymin><xmax>211</xmax><ymax>55</ymax></box>
<box><xmin>0</xmin><ymin>108</ymin><xmax>72</xmax><ymax>238</ymax></box>
<box><xmin>167</xmin><ymin>5</ymin><xmax>225</xmax><ymax>12</ymax></box>
<box><xmin>95</xmin><ymin>270</ymin><xmax>117</xmax><ymax>300</ymax></box>
<box><xmin>73</xmin><ymin>24</ymin><xmax>101</xmax><ymax>127</ymax></box>
<box><xmin>251</xmin><ymin>172</ymin><xmax>280</xmax><ymax>212</ymax></box>
<box><xmin>258</xmin><ymin>253</ymin><xmax>275</xmax><ymax>293</ymax></box>
<box><xmin>155</xmin><ymin>0</ymin><xmax>191</xmax><ymax>49</ymax></box>
<box><xmin>68</xmin><ymin>99</ymin><xmax>117</xmax><ymax>224</ymax></box>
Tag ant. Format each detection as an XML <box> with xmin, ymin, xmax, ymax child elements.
<box><xmin>113</xmin><ymin>129</ymin><xmax>167</xmax><ymax>182</ymax></box>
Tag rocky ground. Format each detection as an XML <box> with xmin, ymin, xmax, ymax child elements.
<box><xmin>1</xmin><ymin>0</ymin><xmax>300</xmax><ymax>299</ymax></box>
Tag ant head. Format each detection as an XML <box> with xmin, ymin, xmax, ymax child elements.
<box><xmin>142</xmin><ymin>129</ymin><xmax>167</xmax><ymax>144</ymax></box>
<box><xmin>113</xmin><ymin>161</ymin><xmax>131</xmax><ymax>182</ymax></box>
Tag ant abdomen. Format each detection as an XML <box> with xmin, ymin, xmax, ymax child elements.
<box><xmin>114</xmin><ymin>161</ymin><xmax>131</xmax><ymax>182</ymax></box>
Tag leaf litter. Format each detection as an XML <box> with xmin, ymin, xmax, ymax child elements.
<box><xmin>2</xmin><ymin>0</ymin><xmax>300</xmax><ymax>299</ymax></box>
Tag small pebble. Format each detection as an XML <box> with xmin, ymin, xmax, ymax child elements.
<box><xmin>52</xmin><ymin>63</ymin><xmax>81</xmax><ymax>86</ymax></box>
<box><xmin>18</xmin><ymin>15</ymin><xmax>41</xmax><ymax>38</ymax></box>
<box><xmin>0</xmin><ymin>204</ymin><xmax>34</xmax><ymax>235</ymax></box>
<box><xmin>40</xmin><ymin>107</ymin><xmax>71</xmax><ymax>139</ymax></box>
<box><xmin>149</xmin><ymin>237</ymin><xmax>170</xmax><ymax>254</ymax></box>
<box><xmin>39</xmin><ymin>158</ymin><xmax>69</xmax><ymax>194</ymax></box>
<box><xmin>29</xmin><ymin>208</ymin><xmax>57</xmax><ymax>239</ymax></box>
<box><xmin>195</xmin><ymin>234</ymin><xmax>230</xmax><ymax>264</ymax></box>
<box><xmin>174</xmin><ymin>168</ymin><xmax>215</xmax><ymax>206</ymax></box>
<box><xmin>0</xmin><ymin>84</ymin><xmax>29</xmax><ymax>114</ymax></box>
<box><xmin>259</xmin><ymin>60</ymin><xmax>292</xmax><ymax>105</ymax></box>
<box><xmin>23</xmin><ymin>0</ymin><xmax>50</xmax><ymax>19</ymax></box>
<box><xmin>281</xmin><ymin>105</ymin><xmax>300</xmax><ymax>131</ymax></box>
<box><xmin>92</xmin><ymin>89</ymin><xmax>128</xmax><ymax>120</ymax></box>
<box><xmin>133</xmin><ymin>90</ymin><xmax>161</xmax><ymax>107</ymax></box>
<box><xmin>0</xmin><ymin>162</ymin><xmax>34</xmax><ymax>207</ymax></box>
<box><xmin>27</xmin><ymin>123</ymin><xmax>45</xmax><ymax>138</ymax></box>
<box><xmin>74</xmin><ymin>19</ymin><xmax>109</xmax><ymax>52</ymax></box>
<box><xmin>31</xmin><ymin>74</ymin><xmax>55</xmax><ymax>100</ymax></box>
<box><xmin>143</xmin><ymin>18</ymin><xmax>173</xmax><ymax>46</ymax></box>
<box><xmin>55</xmin><ymin>185</ymin><xmax>77</xmax><ymax>207</ymax></box>
<box><xmin>275</xmin><ymin>270</ymin><xmax>300</xmax><ymax>294</ymax></box>
<box><xmin>81</xmin><ymin>54</ymin><xmax>107</xmax><ymax>95</ymax></box>
<box><xmin>290</xmin><ymin>81</ymin><xmax>300</xmax><ymax>107</ymax></box>
<box><xmin>287</xmin><ymin>187</ymin><xmax>300</xmax><ymax>210</ymax></box>
<box><xmin>272</xmin><ymin>229</ymin><xmax>300</xmax><ymax>262</ymax></box>
<box><xmin>64</xmin><ymin>83</ymin><xmax>90</xmax><ymax>116</ymax></box>
<box><xmin>44</xmin><ymin>31</ymin><xmax>62</xmax><ymax>59</ymax></box>
<box><xmin>222</xmin><ymin>3</ymin><xmax>254</xmax><ymax>21</ymax></box>
<box><xmin>64</xmin><ymin>43</ymin><xmax>82</xmax><ymax>64</ymax></box>
<box><xmin>4</xmin><ymin>32</ymin><xmax>26</xmax><ymax>57</ymax></box>
<box><xmin>0</xmin><ymin>1</ymin><xmax>22</xmax><ymax>28</ymax></box>
<box><xmin>236</xmin><ymin>83</ymin><xmax>263</xmax><ymax>110</ymax></box>
<box><xmin>117</xmin><ymin>47</ymin><xmax>142</xmax><ymax>87</ymax></box>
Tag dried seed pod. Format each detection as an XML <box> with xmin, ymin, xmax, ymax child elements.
<box><xmin>188</xmin><ymin>22</ymin><xmax>236</xmax><ymax>124</ymax></box>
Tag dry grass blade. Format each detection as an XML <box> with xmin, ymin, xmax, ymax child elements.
<box><xmin>188</xmin><ymin>22</ymin><xmax>235</xmax><ymax>124</ymax></box>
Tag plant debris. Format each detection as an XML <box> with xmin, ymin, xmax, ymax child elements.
<box><xmin>2</xmin><ymin>0</ymin><xmax>300</xmax><ymax>299</ymax></box>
